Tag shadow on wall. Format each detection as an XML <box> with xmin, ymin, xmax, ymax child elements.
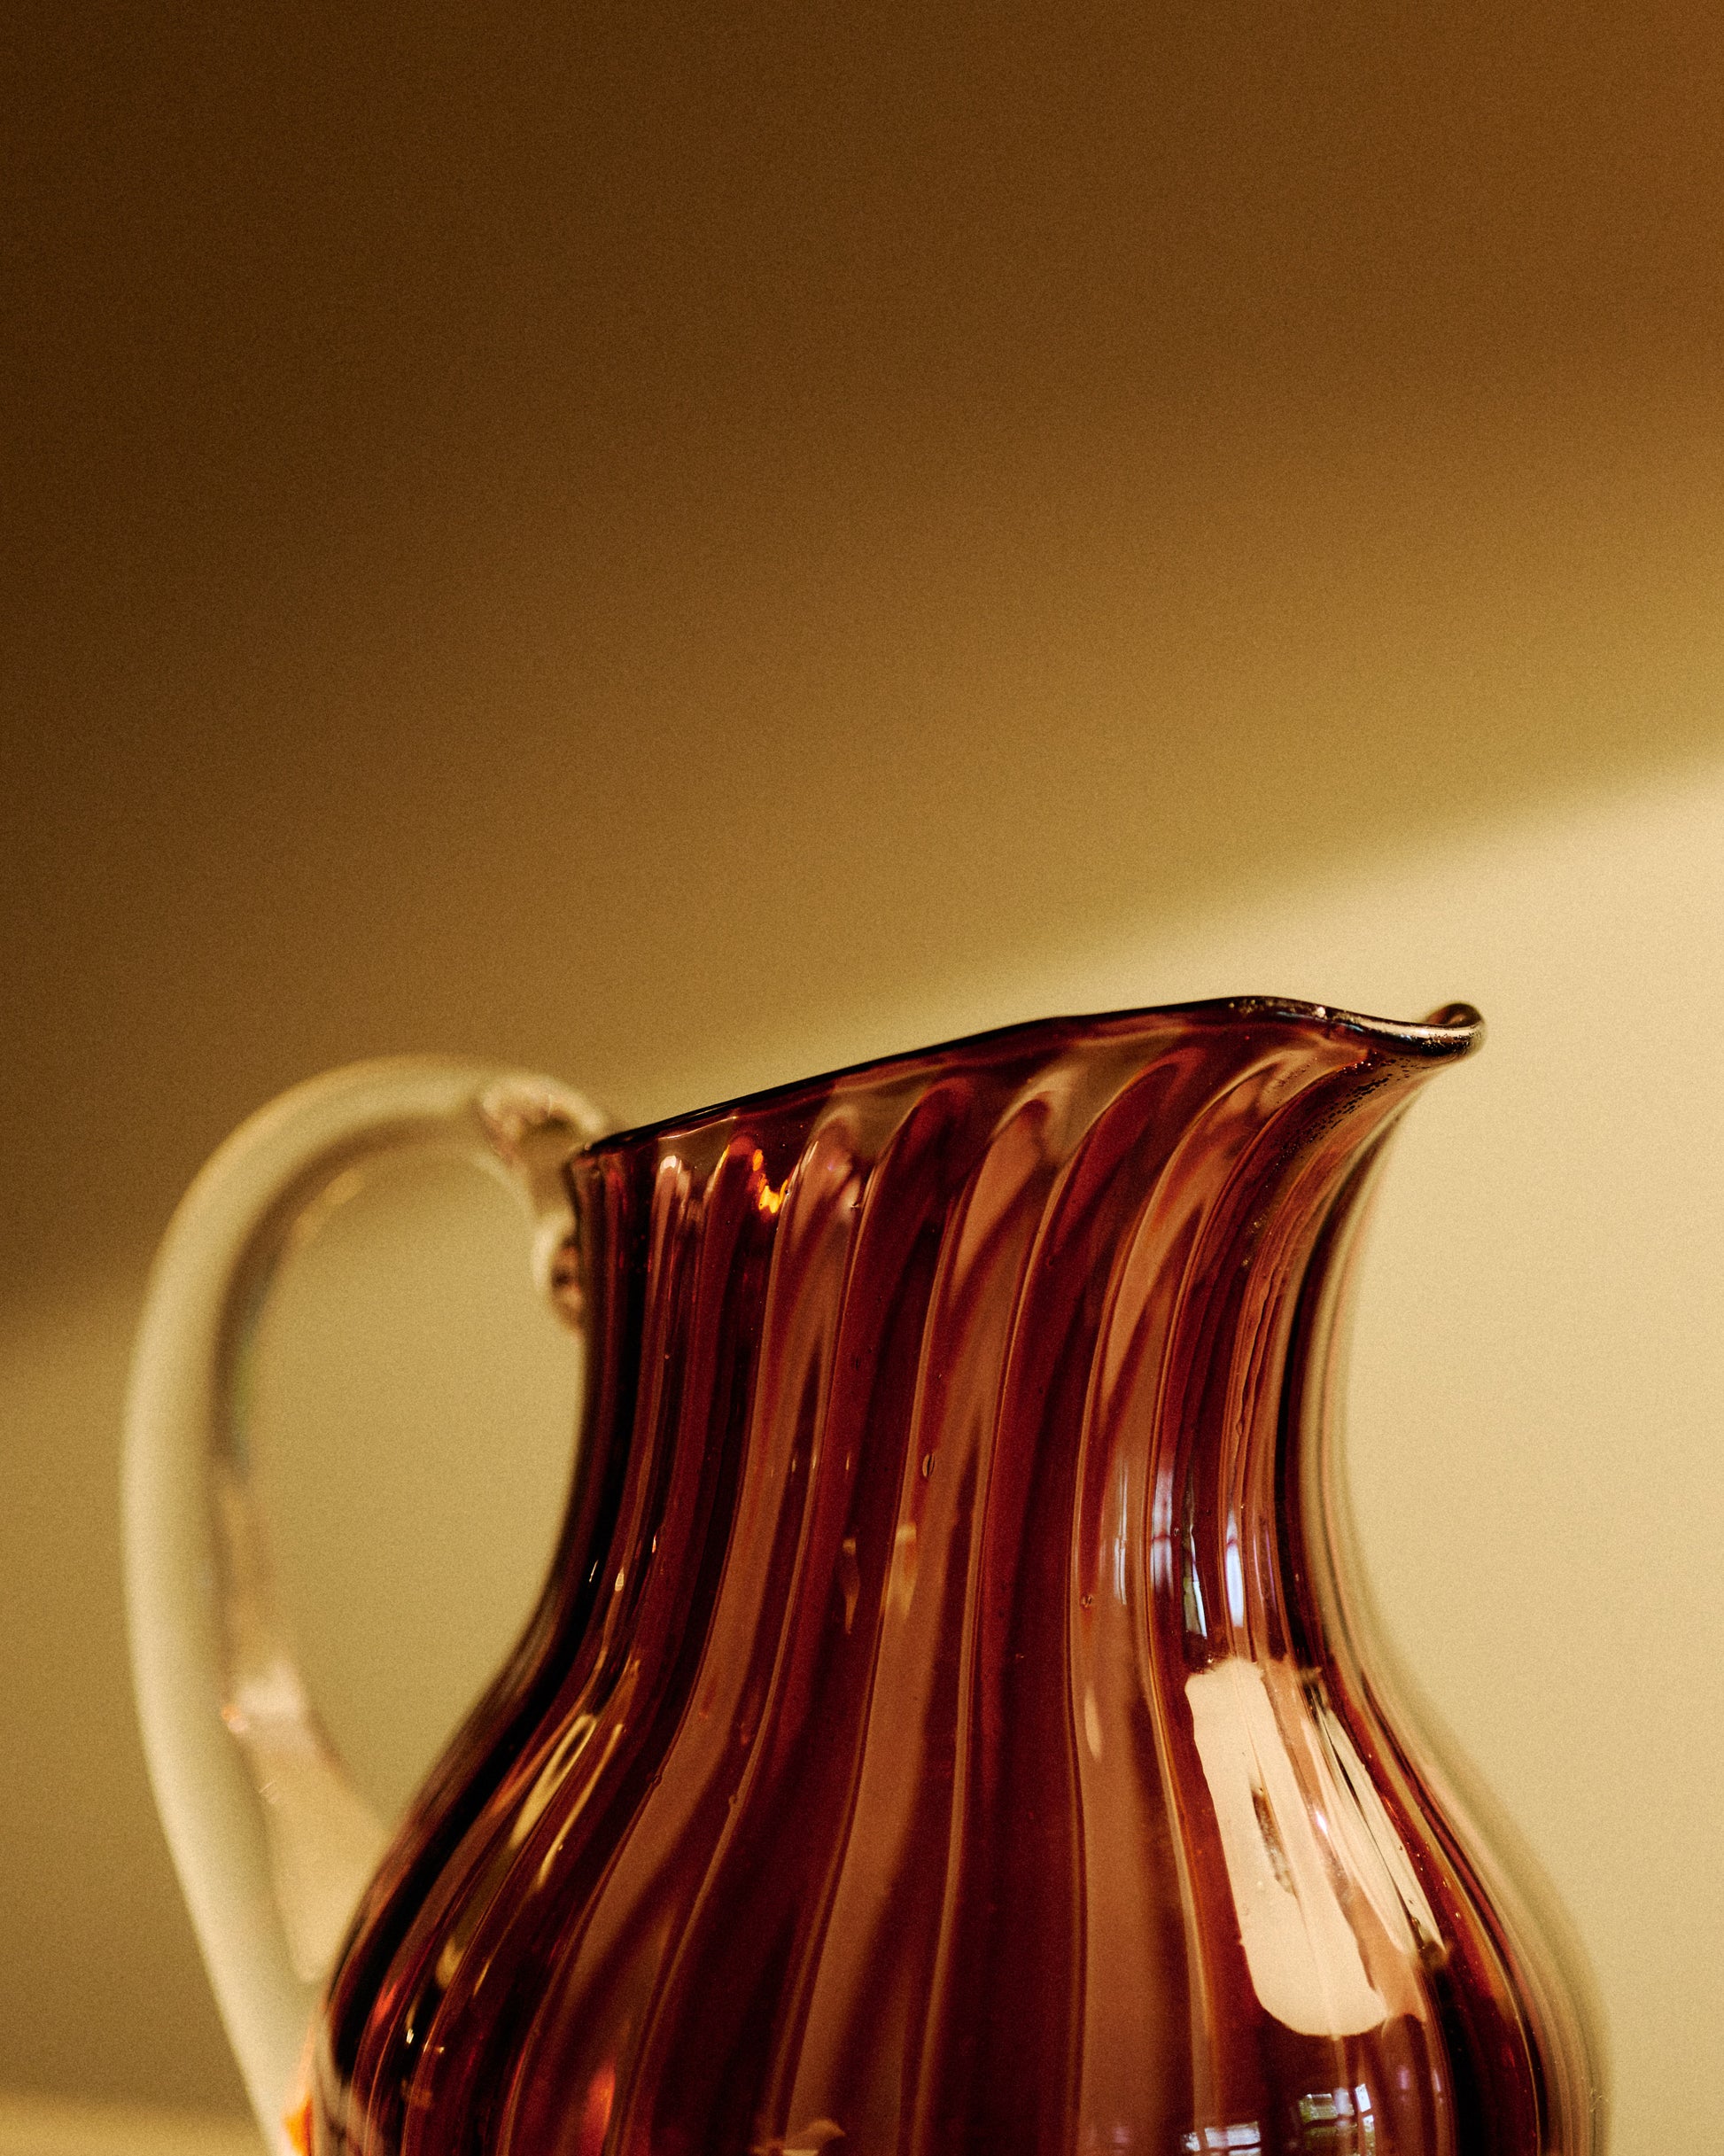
<box><xmin>9</xmin><ymin>388</ymin><xmax>1724</xmax><ymax>1321</ymax></box>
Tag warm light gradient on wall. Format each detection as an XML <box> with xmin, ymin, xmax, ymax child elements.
<box><xmin>5</xmin><ymin>6</ymin><xmax>1723</xmax><ymax>2152</ymax></box>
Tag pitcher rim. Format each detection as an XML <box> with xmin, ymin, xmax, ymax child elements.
<box><xmin>576</xmin><ymin>994</ymin><xmax>1485</xmax><ymax>1158</ymax></box>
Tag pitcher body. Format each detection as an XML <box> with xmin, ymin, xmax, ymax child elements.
<box><xmin>125</xmin><ymin>1001</ymin><xmax>1604</xmax><ymax>2155</ymax></box>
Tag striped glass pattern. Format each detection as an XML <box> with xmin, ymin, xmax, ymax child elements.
<box><xmin>310</xmin><ymin>1000</ymin><xmax>1600</xmax><ymax>2156</ymax></box>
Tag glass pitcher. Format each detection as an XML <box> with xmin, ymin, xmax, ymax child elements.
<box><xmin>124</xmin><ymin>999</ymin><xmax>1604</xmax><ymax>2155</ymax></box>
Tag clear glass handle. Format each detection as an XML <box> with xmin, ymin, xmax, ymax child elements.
<box><xmin>122</xmin><ymin>1058</ymin><xmax>609</xmax><ymax>2153</ymax></box>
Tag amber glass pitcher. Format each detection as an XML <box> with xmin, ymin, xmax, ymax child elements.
<box><xmin>124</xmin><ymin>1000</ymin><xmax>1604</xmax><ymax>2156</ymax></box>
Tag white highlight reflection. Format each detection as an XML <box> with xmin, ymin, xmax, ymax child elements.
<box><xmin>1185</xmin><ymin>1658</ymin><xmax>1387</xmax><ymax>2038</ymax></box>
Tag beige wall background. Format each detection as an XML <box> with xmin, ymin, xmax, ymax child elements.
<box><xmin>5</xmin><ymin>4</ymin><xmax>1723</xmax><ymax>2149</ymax></box>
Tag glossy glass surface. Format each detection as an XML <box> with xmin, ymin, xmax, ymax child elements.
<box><xmin>310</xmin><ymin>1000</ymin><xmax>1601</xmax><ymax>2155</ymax></box>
